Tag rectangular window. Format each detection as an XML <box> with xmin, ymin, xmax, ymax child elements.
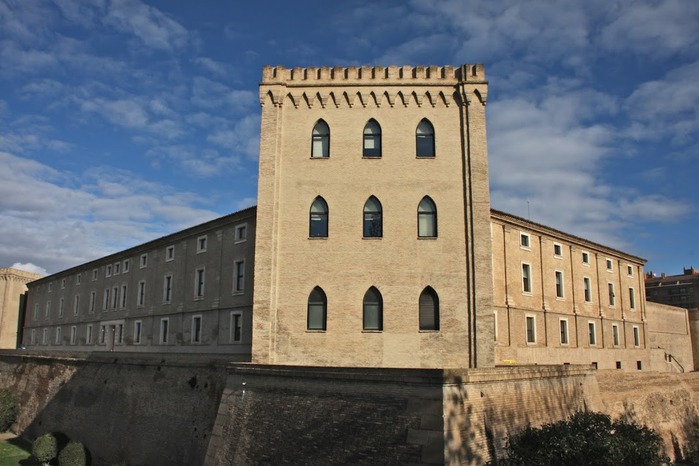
<box><xmin>493</xmin><ymin>312</ymin><xmax>498</xmax><ymax>342</ymax></box>
<box><xmin>582</xmin><ymin>251</ymin><xmax>589</xmax><ymax>264</ymax></box>
<box><xmin>612</xmin><ymin>324</ymin><xmax>620</xmax><ymax>346</ymax></box>
<box><xmin>559</xmin><ymin>319</ymin><xmax>569</xmax><ymax>345</ymax></box>
<box><xmin>163</xmin><ymin>275</ymin><xmax>173</xmax><ymax>303</ymax></box>
<box><xmin>522</xmin><ymin>263</ymin><xmax>532</xmax><ymax>293</ymax></box>
<box><xmin>608</xmin><ymin>283</ymin><xmax>615</xmax><ymax>306</ymax></box>
<box><xmin>627</xmin><ymin>265</ymin><xmax>633</xmax><ymax>276</ymax></box>
<box><xmin>140</xmin><ymin>253</ymin><xmax>148</xmax><ymax>268</ymax></box>
<box><xmin>106</xmin><ymin>264</ymin><xmax>112</xmax><ymax>277</ymax></box>
<box><xmin>123</xmin><ymin>259</ymin><xmax>130</xmax><ymax>273</ymax></box>
<box><xmin>234</xmin><ymin>261</ymin><xmax>245</xmax><ymax>293</ymax></box>
<box><xmin>553</xmin><ymin>243</ymin><xmax>562</xmax><ymax>257</ymax></box>
<box><xmin>48</xmin><ymin>282</ymin><xmax>53</xmax><ymax>292</ymax></box>
<box><xmin>230</xmin><ymin>312</ymin><xmax>243</xmax><ymax>343</ymax></box>
<box><xmin>134</xmin><ymin>321</ymin><xmax>142</xmax><ymax>344</ymax></box>
<box><xmin>99</xmin><ymin>325</ymin><xmax>106</xmax><ymax>344</ymax></box>
<box><xmin>103</xmin><ymin>288</ymin><xmax>110</xmax><ymax>311</ymax></box>
<box><xmin>633</xmin><ymin>326</ymin><xmax>640</xmax><ymax>347</ymax></box>
<box><xmin>197</xmin><ymin>236</ymin><xmax>207</xmax><ymax>253</ymax></box>
<box><xmin>89</xmin><ymin>291</ymin><xmax>96</xmax><ymax>313</ymax></box>
<box><xmin>112</xmin><ymin>286</ymin><xmax>119</xmax><ymax>309</ymax></box>
<box><xmin>616</xmin><ymin>361</ymin><xmax>622</xmax><ymax>369</ymax></box>
<box><xmin>45</xmin><ymin>301</ymin><xmax>51</xmax><ymax>318</ymax></box>
<box><xmin>30</xmin><ymin>329</ymin><xmax>36</xmax><ymax>345</ymax></box>
<box><xmin>73</xmin><ymin>295</ymin><xmax>80</xmax><ymax>315</ymax></box>
<box><xmin>55</xmin><ymin>327</ymin><xmax>62</xmax><ymax>345</ymax></box>
<box><xmin>520</xmin><ymin>233</ymin><xmax>530</xmax><ymax>248</ymax></box>
<box><xmin>166</xmin><ymin>245</ymin><xmax>175</xmax><ymax>261</ymax></box>
<box><xmin>588</xmin><ymin>322</ymin><xmax>596</xmax><ymax>345</ymax></box>
<box><xmin>61</xmin><ymin>278</ymin><xmax>66</xmax><ymax>289</ymax></box>
<box><xmin>114</xmin><ymin>262</ymin><xmax>120</xmax><ymax>275</ymax></box>
<box><xmin>76</xmin><ymin>274</ymin><xmax>81</xmax><ymax>285</ymax></box>
<box><xmin>42</xmin><ymin>328</ymin><xmax>48</xmax><ymax>345</ymax></box>
<box><xmin>637</xmin><ymin>360</ymin><xmax>642</xmax><ymax>370</ymax></box>
<box><xmin>191</xmin><ymin>315</ymin><xmax>202</xmax><ymax>343</ymax></box>
<box><xmin>117</xmin><ymin>324</ymin><xmax>124</xmax><ymax>344</ymax></box>
<box><xmin>584</xmin><ymin>277</ymin><xmax>591</xmax><ymax>302</ymax></box>
<box><xmin>629</xmin><ymin>287</ymin><xmax>636</xmax><ymax>310</ymax></box>
<box><xmin>195</xmin><ymin>268</ymin><xmax>205</xmax><ymax>298</ymax></box>
<box><xmin>34</xmin><ymin>303</ymin><xmax>39</xmax><ymax>320</ymax></box>
<box><xmin>138</xmin><ymin>281</ymin><xmax>146</xmax><ymax>307</ymax></box>
<box><xmin>121</xmin><ymin>285</ymin><xmax>127</xmax><ymax>308</ymax></box>
<box><xmin>555</xmin><ymin>271</ymin><xmax>564</xmax><ymax>298</ymax></box>
<box><xmin>526</xmin><ymin>316</ymin><xmax>536</xmax><ymax>343</ymax></box>
<box><xmin>59</xmin><ymin>298</ymin><xmax>64</xmax><ymax>317</ymax></box>
<box><xmin>235</xmin><ymin>224</ymin><xmax>247</xmax><ymax>243</ymax></box>
<box><xmin>92</xmin><ymin>269</ymin><xmax>98</xmax><ymax>280</ymax></box>
<box><xmin>70</xmin><ymin>326</ymin><xmax>77</xmax><ymax>345</ymax></box>
<box><xmin>86</xmin><ymin>324</ymin><xmax>93</xmax><ymax>344</ymax></box>
<box><xmin>606</xmin><ymin>259</ymin><xmax>613</xmax><ymax>271</ymax></box>
<box><xmin>160</xmin><ymin>318</ymin><xmax>169</xmax><ymax>344</ymax></box>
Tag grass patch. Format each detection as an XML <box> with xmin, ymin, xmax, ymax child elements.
<box><xmin>0</xmin><ymin>437</ymin><xmax>34</xmax><ymax>466</ymax></box>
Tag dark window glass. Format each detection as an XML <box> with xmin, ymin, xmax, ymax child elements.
<box><xmin>309</xmin><ymin>197</ymin><xmax>329</xmax><ymax>237</ymax></box>
<box><xmin>363</xmin><ymin>196</ymin><xmax>383</xmax><ymax>237</ymax></box>
<box><xmin>419</xmin><ymin>287</ymin><xmax>439</xmax><ymax>331</ymax></box>
<box><xmin>363</xmin><ymin>287</ymin><xmax>383</xmax><ymax>331</ymax></box>
<box><xmin>416</xmin><ymin>119</ymin><xmax>435</xmax><ymax>157</ymax></box>
<box><xmin>363</xmin><ymin>120</ymin><xmax>381</xmax><ymax>157</ymax></box>
<box><xmin>418</xmin><ymin>196</ymin><xmax>437</xmax><ymax>237</ymax></box>
<box><xmin>307</xmin><ymin>287</ymin><xmax>327</xmax><ymax>330</ymax></box>
<box><xmin>312</xmin><ymin>120</ymin><xmax>330</xmax><ymax>158</ymax></box>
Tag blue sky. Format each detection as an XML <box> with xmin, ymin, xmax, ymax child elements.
<box><xmin>1</xmin><ymin>0</ymin><xmax>697</xmax><ymax>276</ymax></box>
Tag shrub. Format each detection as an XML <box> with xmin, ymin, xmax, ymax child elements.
<box><xmin>496</xmin><ymin>411</ymin><xmax>667</xmax><ymax>466</ymax></box>
<box><xmin>0</xmin><ymin>388</ymin><xmax>18</xmax><ymax>431</ymax></box>
<box><xmin>32</xmin><ymin>432</ymin><xmax>58</xmax><ymax>465</ymax></box>
<box><xmin>58</xmin><ymin>440</ymin><xmax>89</xmax><ymax>466</ymax></box>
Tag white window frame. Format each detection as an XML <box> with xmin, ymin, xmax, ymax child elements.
<box><xmin>194</xmin><ymin>267</ymin><xmax>205</xmax><ymax>299</ymax></box>
<box><xmin>112</xmin><ymin>286</ymin><xmax>119</xmax><ymax>309</ymax></box>
<box><xmin>235</xmin><ymin>224</ymin><xmax>248</xmax><ymax>244</ymax></box>
<box><xmin>30</xmin><ymin>329</ymin><xmax>36</xmax><ymax>345</ymax></box>
<box><xmin>73</xmin><ymin>295</ymin><xmax>80</xmax><ymax>315</ymax></box>
<box><xmin>106</xmin><ymin>264</ymin><xmax>112</xmax><ymax>277</ymax></box>
<box><xmin>234</xmin><ymin>260</ymin><xmax>245</xmax><ymax>294</ymax></box>
<box><xmin>608</xmin><ymin>282</ymin><xmax>616</xmax><ymax>306</ymax></box>
<box><xmin>138</xmin><ymin>280</ymin><xmax>146</xmax><ymax>307</ymax></box>
<box><xmin>166</xmin><ymin>245</ymin><xmax>175</xmax><ymax>262</ymax></box>
<box><xmin>89</xmin><ymin>291</ymin><xmax>96</xmax><ymax>314</ymax></box>
<box><xmin>123</xmin><ymin>259</ymin><xmax>130</xmax><ymax>273</ymax></box>
<box><xmin>55</xmin><ymin>327</ymin><xmax>62</xmax><ymax>345</ymax></box>
<box><xmin>629</xmin><ymin>287</ymin><xmax>636</xmax><ymax>310</ymax></box>
<box><xmin>92</xmin><ymin>269</ymin><xmax>98</xmax><ymax>281</ymax></box>
<box><xmin>627</xmin><ymin>265</ymin><xmax>633</xmax><ymax>277</ymax></box>
<box><xmin>45</xmin><ymin>301</ymin><xmax>51</xmax><ymax>318</ymax></box>
<box><xmin>583</xmin><ymin>277</ymin><xmax>592</xmax><ymax>303</ymax></box>
<box><xmin>191</xmin><ymin>315</ymin><xmax>202</xmax><ymax>343</ymax></box>
<box><xmin>553</xmin><ymin>243</ymin><xmax>562</xmax><ymax>257</ymax></box>
<box><xmin>163</xmin><ymin>275</ymin><xmax>173</xmax><ymax>303</ymax></box>
<box><xmin>160</xmin><ymin>318</ymin><xmax>169</xmax><ymax>344</ymax></box>
<box><xmin>86</xmin><ymin>324</ymin><xmax>93</xmax><ymax>344</ymax></box>
<box><xmin>33</xmin><ymin>303</ymin><xmax>39</xmax><ymax>320</ymax></box>
<box><xmin>555</xmin><ymin>270</ymin><xmax>564</xmax><ymax>298</ymax></box>
<box><xmin>588</xmin><ymin>321</ymin><xmax>597</xmax><ymax>346</ymax></box>
<box><xmin>525</xmin><ymin>315</ymin><xmax>536</xmax><ymax>344</ymax></box>
<box><xmin>520</xmin><ymin>233</ymin><xmax>530</xmax><ymax>249</ymax></box>
<box><xmin>559</xmin><ymin>318</ymin><xmax>569</xmax><ymax>345</ymax></box>
<box><xmin>42</xmin><ymin>328</ymin><xmax>48</xmax><ymax>345</ymax></box>
<box><xmin>230</xmin><ymin>311</ymin><xmax>243</xmax><ymax>343</ymax></box>
<box><xmin>134</xmin><ymin>320</ymin><xmax>142</xmax><ymax>344</ymax></box>
<box><xmin>197</xmin><ymin>235</ymin><xmax>207</xmax><ymax>253</ymax></box>
<box><xmin>70</xmin><ymin>326</ymin><xmax>77</xmax><ymax>345</ymax></box>
<box><xmin>48</xmin><ymin>282</ymin><xmax>53</xmax><ymax>292</ymax></box>
<box><xmin>612</xmin><ymin>324</ymin><xmax>620</xmax><ymax>346</ymax></box>
<box><xmin>99</xmin><ymin>325</ymin><xmax>106</xmax><ymax>344</ymax></box>
<box><xmin>61</xmin><ymin>278</ymin><xmax>66</xmax><ymax>289</ymax></box>
<box><xmin>120</xmin><ymin>284</ymin><xmax>127</xmax><ymax>309</ymax></box>
<box><xmin>103</xmin><ymin>288</ymin><xmax>110</xmax><ymax>311</ymax></box>
<box><xmin>59</xmin><ymin>298</ymin><xmax>64</xmax><ymax>317</ymax></box>
<box><xmin>582</xmin><ymin>251</ymin><xmax>589</xmax><ymax>265</ymax></box>
<box><xmin>521</xmin><ymin>263</ymin><xmax>532</xmax><ymax>294</ymax></box>
<box><xmin>140</xmin><ymin>253</ymin><xmax>148</xmax><ymax>269</ymax></box>
<box><xmin>76</xmin><ymin>274</ymin><xmax>81</xmax><ymax>285</ymax></box>
<box><xmin>114</xmin><ymin>262</ymin><xmax>120</xmax><ymax>275</ymax></box>
<box><xmin>606</xmin><ymin>258</ymin><xmax>613</xmax><ymax>271</ymax></box>
<box><xmin>633</xmin><ymin>326</ymin><xmax>640</xmax><ymax>347</ymax></box>
<box><xmin>117</xmin><ymin>324</ymin><xmax>124</xmax><ymax>344</ymax></box>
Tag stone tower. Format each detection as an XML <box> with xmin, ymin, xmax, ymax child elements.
<box><xmin>252</xmin><ymin>65</ymin><xmax>494</xmax><ymax>368</ymax></box>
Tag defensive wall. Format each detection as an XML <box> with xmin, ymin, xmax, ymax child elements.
<box><xmin>0</xmin><ymin>352</ymin><xmax>697</xmax><ymax>465</ymax></box>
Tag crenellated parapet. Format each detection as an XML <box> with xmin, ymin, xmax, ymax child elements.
<box><xmin>260</xmin><ymin>64</ymin><xmax>487</xmax><ymax>109</ymax></box>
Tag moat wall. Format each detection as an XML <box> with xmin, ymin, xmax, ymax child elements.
<box><xmin>0</xmin><ymin>352</ymin><xmax>697</xmax><ymax>465</ymax></box>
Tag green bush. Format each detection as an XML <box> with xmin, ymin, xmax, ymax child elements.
<box><xmin>58</xmin><ymin>440</ymin><xmax>88</xmax><ymax>466</ymax></box>
<box><xmin>0</xmin><ymin>388</ymin><xmax>18</xmax><ymax>431</ymax></box>
<box><xmin>32</xmin><ymin>432</ymin><xmax>58</xmax><ymax>465</ymax></box>
<box><xmin>495</xmin><ymin>411</ymin><xmax>667</xmax><ymax>466</ymax></box>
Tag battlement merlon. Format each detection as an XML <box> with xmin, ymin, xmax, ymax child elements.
<box><xmin>261</xmin><ymin>64</ymin><xmax>487</xmax><ymax>86</ymax></box>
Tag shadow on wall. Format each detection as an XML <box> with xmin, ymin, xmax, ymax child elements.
<box><xmin>0</xmin><ymin>351</ymin><xmax>229</xmax><ymax>466</ymax></box>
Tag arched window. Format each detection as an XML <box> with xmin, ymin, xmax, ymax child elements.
<box><xmin>311</xmin><ymin>120</ymin><xmax>330</xmax><ymax>158</ymax></box>
<box><xmin>419</xmin><ymin>287</ymin><xmax>439</xmax><ymax>331</ymax></box>
<box><xmin>307</xmin><ymin>287</ymin><xmax>327</xmax><ymax>330</ymax></box>
<box><xmin>363</xmin><ymin>196</ymin><xmax>383</xmax><ymax>237</ymax></box>
<box><xmin>416</xmin><ymin>119</ymin><xmax>435</xmax><ymax>158</ymax></box>
<box><xmin>418</xmin><ymin>196</ymin><xmax>437</xmax><ymax>238</ymax></box>
<box><xmin>363</xmin><ymin>119</ymin><xmax>382</xmax><ymax>157</ymax></box>
<box><xmin>363</xmin><ymin>287</ymin><xmax>383</xmax><ymax>331</ymax></box>
<box><xmin>309</xmin><ymin>197</ymin><xmax>328</xmax><ymax>237</ymax></box>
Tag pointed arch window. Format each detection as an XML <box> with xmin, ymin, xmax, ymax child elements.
<box><xmin>416</xmin><ymin>119</ymin><xmax>435</xmax><ymax>158</ymax></box>
<box><xmin>363</xmin><ymin>196</ymin><xmax>383</xmax><ymax>238</ymax></box>
<box><xmin>307</xmin><ymin>287</ymin><xmax>327</xmax><ymax>330</ymax></box>
<box><xmin>363</xmin><ymin>287</ymin><xmax>383</xmax><ymax>331</ymax></box>
<box><xmin>309</xmin><ymin>197</ymin><xmax>329</xmax><ymax>237</ymax></box>
<box><xmin>363</xmin><ymin>119</ymin><xmax>382</xmax><ymax>157</ymax></box>
<box><xmin>419</xmin><ymin>287</ymin><xmax>440</xmax><ymax>331</ymax></box>
<box><xmin>312</xmin><ymin>120</ymin><xmax>330</xmax><ymax>158</ymax></box>
<box><xmin>418</xmin><ymin>196</ymin><xmax>437</xmax><ymax>238</ymax></box>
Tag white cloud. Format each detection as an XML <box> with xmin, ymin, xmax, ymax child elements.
<box><xmin>104</xmin><ymin>0</ymin><xmax>189</xmax><ymax>51</ymax></box>
<box><xmin>10</xmin><ymin>262</ymin><xmax>47</xmax><ymax>276</ymax></box>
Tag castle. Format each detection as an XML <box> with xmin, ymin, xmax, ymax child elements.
<box><xmin>19</xmin><ymin>65</ymin><xmax>694</xmax><ymax>374</ymax></box>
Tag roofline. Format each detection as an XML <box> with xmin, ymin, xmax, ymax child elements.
<box><xmin>490</xmin><ymin>209</ymin><xmax>646</xmax><ymax>264</ymax></box>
